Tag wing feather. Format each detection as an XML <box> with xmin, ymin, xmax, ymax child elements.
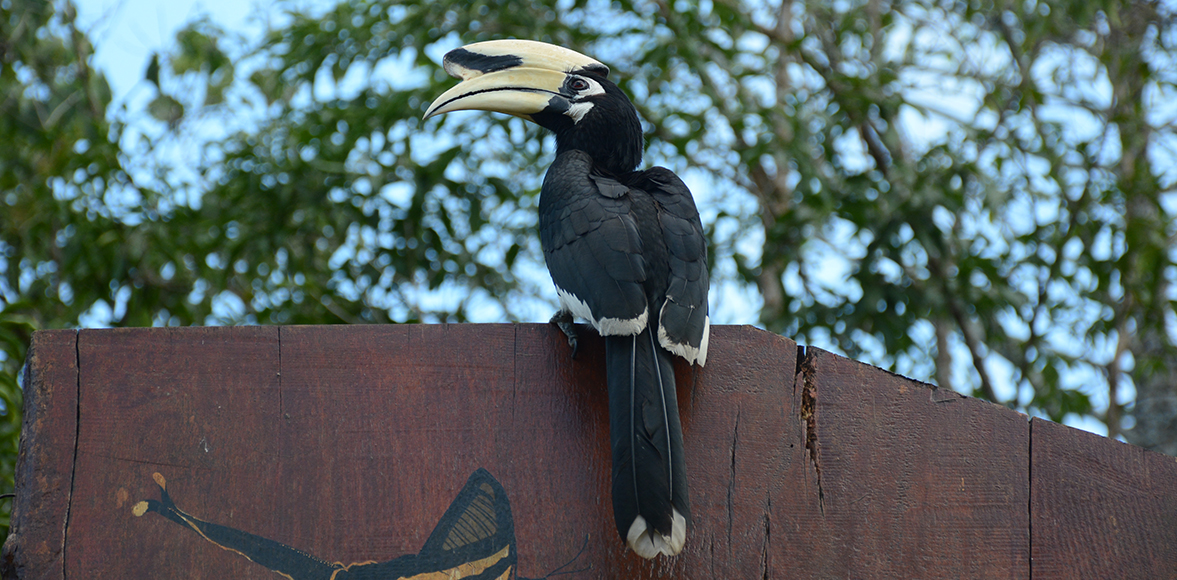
<box><xmin>540</xmin><ymin>151</ymin><xmax>648</xmax><ymax>332</ymax></box>
<box><xmin>636</xmin><ymin>167</ymin><xmax>710</xmax><ymax>365</ymax></box>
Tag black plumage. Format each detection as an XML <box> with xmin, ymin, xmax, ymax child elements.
<box><xmin>425</xmin><ymin>39</ymin><xmax>709</xmax><ymax>559</ymax></box>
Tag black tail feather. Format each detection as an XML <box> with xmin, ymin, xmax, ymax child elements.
<box><xmin>605</xmin><ymin>327</ymin><xmax>689</xmax><ymax>557</ymax></box>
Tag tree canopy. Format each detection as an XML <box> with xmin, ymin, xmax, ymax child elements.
<box><xmin>2</xmin><ymin>0</ymin><xmax>1175</xmax><ymax>536</ymax></box>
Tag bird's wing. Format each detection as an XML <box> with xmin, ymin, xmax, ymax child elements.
<box><xmin>540</xmin><ymin>151</ymin><xmax>649</xmax><ymax>335</ymax></box>
<box><xmin>638</xmin><ymin>167</ymin><xmax>710</xmax><ymax>366</ymax></box>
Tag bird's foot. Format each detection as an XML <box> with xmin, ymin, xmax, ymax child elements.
<box><xmin>549</xmin><ymin>310</ymin><xmax>579</xmax><ymax>359</ymax></box>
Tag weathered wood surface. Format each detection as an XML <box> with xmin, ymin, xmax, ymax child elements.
<box><xmin>2</xmin><ymin>324</ymin><xmax>1175</xmax><ymax>579</ymax></box>
<box><xmin>1031</xmin><ymin>418</ymin><xmax>1177</xmax><ymax>580</ymax></box>
<box><xmin>788</xmin><ymin>348</ymin><xmax>1029</xmax><ymax>578</ymax></box>
<box><xmin>2</xmin><ymin>330</ymin><xmax>77</xmax><ymax>580</ymax></box>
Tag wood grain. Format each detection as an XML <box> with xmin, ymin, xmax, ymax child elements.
<box><xmin>3</xmin><ymin>325</ymin><xmax>1174</xmax><ymax>579</ymax></box>
<box><xmin>785</xmin><ymin>347</ymin><xmax>1030</xmax><ymax>579</ymax></box>
<box><xmin>1031</xmin><ymin>417</ymin><xmax>1177</xmax><ymax>580</ymax></box>
<box><xmin>2</xmin><ymin>330</ymin><xmax>77</xmax><ymax>580</ymax></box>
<box><xmin>504</xmin><ymin>324</ymin><xmax>799</xmax><ymax>579</ymax></box>
<box><xmin>69</xmin><ymin>326</ymin><xmax>281</xmax><ymax>579</ymax></box>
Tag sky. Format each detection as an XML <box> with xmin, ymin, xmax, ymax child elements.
<box><xmin>70</xmin><ymin>0</ymin><xmax>1115</xmax><ymax>437</ymax></box>
<box><xmin>76</xmin><ymin>0</ymin><xmax>274</xmax><ymax>105</ymax></box>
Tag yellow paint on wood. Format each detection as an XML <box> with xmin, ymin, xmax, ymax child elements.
<box><xmin>402</xmin><ymin>545</ymin><xmax>510</xmax><ymax>580</ymax></box>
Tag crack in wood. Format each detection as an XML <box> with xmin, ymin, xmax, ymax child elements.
<box><xmin>761</xmin><ymin>497</ymin><xmax>771</xmax><ymax>580</ymax></box>
<box><xmin>63</xmin><ymin>330</ymin><xmax>81</xmax><ymax>580</ymax></box>
<box><xmin>708</xmin><ymin>534</ymin><xmax>716</xmax><ymax>578</ymax></box>
<box><xmin>727</xmin><ymin>407</ymin><xmax>740</xmax><ymax>551</ymax></box>
<box><xmin>1027</xmin><ymin>417</ymin><xmax>1033</xmax><ymax>580</ymax></box>
<box><xmin>797</xmin><ymin>345</ymin><xmax>824</xmax><ymax>515</ymax></box>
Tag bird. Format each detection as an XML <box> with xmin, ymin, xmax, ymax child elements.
<box><xmin>424</xmin><ymin>39</ymin><xmax>710</xmax><ymax>559</ymax></box>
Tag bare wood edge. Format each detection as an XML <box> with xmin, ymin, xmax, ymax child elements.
<box><xmin>2</xmin><ymin>330</ymin><xmax>79</xmax><ymax>580</ymax></box>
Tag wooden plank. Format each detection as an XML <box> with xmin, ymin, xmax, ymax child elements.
<box><xmin>26</xmin><ymin>324</ymin><xmax>806</xmax><ymax>579</ymax></box>
<box><xmin>507</xmin><ymin>324</ymin><xmax>799</xmax><ymax>578</ymax></box>
<box><xmin>1</xmin><ymin>330</ymin><xmax>77</xmax><ymax>580</ymax></box>
<box><xmin>218</xmin><ymin>323</ymin><xmax>797</xmax><ymax>579</ymax></box>
<box><xmin>787</xmin><ymin>347</ymin><xmax>1030</xmax><ymax>579</ymax></box>
<box><xmin>273</xmin><ymin>324</ymin><xmax>521</xmax><ymax>569</ymax></box>
<box><xmin>1031</xmin><ymin>417</ymin><xmax>1177</xmax><ymax>579</ymax></box>
<box><xmin>21</xmin><ymin>325</ymin><xmax>1153</xmax><ymax>579</ymax></box>
<box><xmin>66</xmin><ymin>326</ymin><xmax>281</xmax><ymax>579</ymax></box>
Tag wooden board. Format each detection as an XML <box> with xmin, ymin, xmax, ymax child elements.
<box><xmin>1031</xmin><ymin>417</ymin><xmax>1177</xmax><ymax>579</ymax></box>
<box><xmin>69</xmin><ymin>326</ymin><xmax>281</xmax><ymax>579</ymax></box>
<box><xmin>2</xmin><ymin>330</ymin><xmax>78</xmax><ymax>580</ymax></box>
<box><xmin>3</xmin><ymin>325</ymin><xmax>800</xmax><ymax>579</ymax></box>
<box><xmin>2</xmin><ymin>325</ymin><xmax>1174</xmax><ymax>579</ymax></box>
<box><xmin>784</xmin><ymin>347</ymin><xmax>1030</xmax><ymax>579</ymax></box>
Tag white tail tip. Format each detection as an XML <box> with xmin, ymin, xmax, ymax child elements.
<box><xmin>625</xmin><ymin>509</ymin><xmax>688</xmax><ymax>558</ymax></box>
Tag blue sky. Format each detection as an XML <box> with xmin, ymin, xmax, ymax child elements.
<box><xmin>77</xmin><ymin>0</ymin><xmax>271</xmax><ymax>103</ymax></box>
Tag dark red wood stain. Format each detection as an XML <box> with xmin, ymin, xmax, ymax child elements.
<box><xmin>788</xmin><ymin>347</ymin><xmax>1030</xmax><ymax>579</ymax></box>
<box><xmin>1031</xmin><ymin>418</ymin><xmax>1177</xmax><ymax>580</ymax></box>
<box><xmin>2</xmin><ymin>330</ymin><xmax>78</xmax><ymax>580</ymax></box>
<box><xmin>2</xmin><ymin>325</ymin><xmax>1174</xmax><ymax>579</ymax></box>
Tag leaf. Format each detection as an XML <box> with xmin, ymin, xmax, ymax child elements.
<box><xmin>146</xmin><ymin>53</ymin><xmax>161</xmax><ymax>88</ymax></box>
<box><xmin>147</xmin><ymin>94</ymin><xmax>184</xmax><ymax>126</ymax></box>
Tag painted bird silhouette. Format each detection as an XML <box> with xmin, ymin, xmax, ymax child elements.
<box><xmin>133</xmin><ymin>469</ymin><xmax>584</xmax><ymax>579</ymax></box>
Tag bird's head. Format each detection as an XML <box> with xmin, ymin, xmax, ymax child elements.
<box><xmin>424</xmin><ymin>39</ymin><xmax>643</xmax><ymax>175</ymax></box>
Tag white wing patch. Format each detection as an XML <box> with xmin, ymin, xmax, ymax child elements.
<box><xmin>658</xmin><ymin>312</ymin><xmax>710</xmax><ymax>367</ymax></box>
<box><xmin>556</xmin><ymin>287</ymin><xmax>648</xmax><ymax>336</ymax></box>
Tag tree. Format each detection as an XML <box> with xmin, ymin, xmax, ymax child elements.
<box><xmin>192</xmin><ymin>0</ymin><xmax>1172</xmax><ymax>438</ymax></box>
<box><xmin>2</xmin><ymin>0</ymin><xmax>1174</xmax><ymax>536</ymax></box>
<box><xmin>1</xmin><ymin>0</ymin><xmax>124</xmax><ymax>535</ymax></box>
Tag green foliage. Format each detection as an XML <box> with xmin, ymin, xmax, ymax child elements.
<box><xmin>1</xmin><ymin>0</ymin><xmax>120</xmax><ymax>537</ymax></box>
<box><xmin>2</xmin><ymin>0</ymin><xmax>1176</xmax><ymax>539</ymax></box>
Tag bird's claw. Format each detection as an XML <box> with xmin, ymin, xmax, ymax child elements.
<box><xmin>550</xmin><ymin>310</ymin><xmax>580</xmax><ymax>359</ymax></box>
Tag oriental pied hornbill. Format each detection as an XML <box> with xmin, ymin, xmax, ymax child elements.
<box><xmin>424</xmin><ymin>40</ymin><xmax>709</xmax><ymax>559</ymax></box>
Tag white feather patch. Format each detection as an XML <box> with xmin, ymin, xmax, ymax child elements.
<box><xmin>566</xmin><ymin>101</ymin><xmax>595</xmax><ymax>124</ymax></box>
<box><xmin>556</xmin><ymin>287</ymin><xmax>647</xmax><ymax>336</ymax></box>
<box><xmin>696</xmin><ymin>316</ymin><xmax>710</xmax><ymax>367</ymax></box>
<box><xmin>565</xmin><ymin>77</ymin><xmax>604</xmax><ymax>124</ymax></box>
<box><xmin>658</xmin><ymin>312</ymin><xmax>710</xmax><ymax>367</ymax></box>
<box><xmin>625</xmin><ymin>509</ymin><xmax>688</xmax><ymax>559</ymax></box>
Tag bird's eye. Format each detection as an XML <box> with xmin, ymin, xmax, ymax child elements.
<box><xmin>569</xmin><ymin>78</ymin><xmax>590</xmax><ymax>92</ymax></box>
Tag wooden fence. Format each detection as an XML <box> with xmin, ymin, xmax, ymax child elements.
<box><xmin>1</xmin><ymin>325</ymin><xmax>1175</xmax><ymax>578</ymax></box>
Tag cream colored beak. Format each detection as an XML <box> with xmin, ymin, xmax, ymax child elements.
<box><xmin>424</xmin><ymin>39</ymin><xmax>607</xmax><ymax>120</ymax></box>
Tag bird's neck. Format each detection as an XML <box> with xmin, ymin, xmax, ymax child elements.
<box><xmin>555</xmin><ymin>139</ymin><xmax>641</xmax><ymax>178</ymax></box>
<box><xmin>553</xmin><ymin>107</ymin><xmax>643</xmax><ymax>176</ymax></box>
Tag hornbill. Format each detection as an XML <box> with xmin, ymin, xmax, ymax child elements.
<box><xmin>425</xmin><ymin>40</ymin><xmax>709</xmax><ymax>559</ymax></box>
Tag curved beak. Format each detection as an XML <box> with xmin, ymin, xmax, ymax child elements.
<box><xmin>423</xmin><ymin>67</ymin><xmax>570</xmax><ymax>121</ymax></box>
<box><xmin>424</xmin><ymin>39</ymin><xmax>607</xmax><ymax>120</ymax></box>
